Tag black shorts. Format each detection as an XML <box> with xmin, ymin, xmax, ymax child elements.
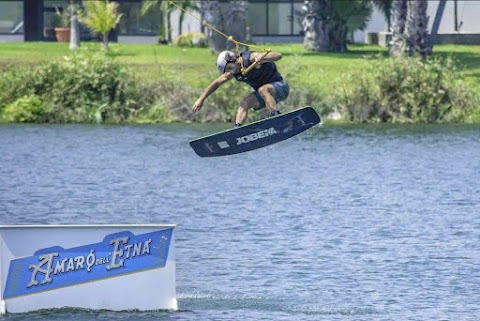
<box><xmin>253</xmin><ymin>80</ymin><xmax>290</xmax><ymax>110</ymax></box>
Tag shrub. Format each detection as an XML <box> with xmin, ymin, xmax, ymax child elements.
<box><xmin>0</xmin><ymin>65</ymin><xmax>38</xmax><ymax>109</ymax></box>
<box><xmin>0</xmin><ymin>52</ymin><xmax>217</xmax><ymax>124</ymax></box>
<box><xmin>331</xmin><ymin>56</ymin><xmax>478</xmax><ymax>123</ymax></box>
<box><xmin>0</xmin><ymin>51</ymin><xmax>140</xmax><ymax>123</ymax></box>
<box><xmin>467</xmin><ymin>107</ymin><xmax>480</xmax><ymax>123</ymax></box>
<box><xmin>135</xmin><ymin>103</ymin><xmax>179</xmax><ymax>123</ymax></box>
<box><xmin>0</xmin><ymin>95</ymin><xmax>47</xmax><ymax>123</ymax></box>
<box><xmin>173</xmin><ymin>32</ymin><xmax>208</xmax><ymax>48</ymax></box>
<box><xmin>46</xmin><ymin>52</ymin><xmax>140</xmax><ymax>122</ymax></box>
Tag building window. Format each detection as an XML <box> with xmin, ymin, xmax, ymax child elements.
<box><xmin>248</xmin><ymin>0</ymin><xmax>303</xmax><ymax>36</ymax></box>
<box><xmin>248</xmin><ymin>2</ymin><xmax>268</xmax><ymax>35</ymax></box>
<box><xmin>43</xmin><ymin>0</ymin><xmax>69</xmax><ymax>40</ymax></box>
<box><xmin>0</xmin><ymin>0</ymin><xmax>23</xmax><ymax>34</ymax></box>
<box><xmin>117</xmin><ymin>1</ymin><xmax>162</xmax><ymax>36</ymax></box>
<box><xmin>292</xmin><ymin>1</ymin><xmax>304</xmax><ymax>35</ymax></box>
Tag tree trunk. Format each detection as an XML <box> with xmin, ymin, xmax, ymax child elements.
<box><xmin>225</xmin><ymin>1</ymin><xmax>248</xmax><ymax>51</ymax></box>
<box><xmin>302</xmin><ymin>0</ymin><xmax>329</xmax><ymax>52</ymax></box>
<box><xmin>390</xmin><ymin>0</ymin><xmax>429</xmax><ymax>57</ymax></box>
<box><xmin>389</xmin><ymin>0</ymin><xmax>407</xmax><ymax>57</ymax></box>
<box><xmin>405</xmin><ymin>0</ymin><xmax>429</xmax><ymax>57</ymax></box>
<box><xmin>69</xmin><ymin>2</ymin><xmax>80</xmax><ymax>50</ymax></box>
<box><xmin>199</xmin><ymin>0</ymin><xmax>248</xmax><ymax>53</ymax></box>
<box><xmin>328</xmin><ymin>23</ymin><xmax>348</xmax><ymax>53</ymax></box>
<box><xmin>179</xmin><ymin>12</ymin><xmax>184</xmax><ymax>36</ymax></box>
<box><xmin>199</xmin><ymin>1</ymin><xmax>224</xmax><ymax>52</ymax></box>
<box><xmin>166</xmin><ymin>11</ymin><xmax>172</xmax><ymax>43</ymax></box>
<box><xmin>102</xmin><ymin>33</ymin><xmax>109</xmax><ymax>51</ymax></box>
<box><xmin>385</xmin><ymin>2</ymin><xmax>392</xmax><ymax>32</ymax></box>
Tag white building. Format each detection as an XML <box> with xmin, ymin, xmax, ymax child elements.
<box><xmin>357</xmin><ymin>0</ymin><xmax>480</xmax><ymax>44</ymax></box>
<box><xmin>0</xmin><ymin>1</ymin><xmax>479</xmax><ymax>44</ymax></box>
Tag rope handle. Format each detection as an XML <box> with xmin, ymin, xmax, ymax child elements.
<box><xmin>242</xmin><ymin>49</ymin><xmax>271</xmax><ymax>75</ymax></box>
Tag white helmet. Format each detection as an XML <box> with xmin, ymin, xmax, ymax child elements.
<box><xmin>216</xmin><ymin>50</ymin><xmax>235</xmax><ymax>73</ymax></box>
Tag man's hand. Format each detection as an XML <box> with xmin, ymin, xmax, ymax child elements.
<box><xmin>253</xmin><ymin>56</ymin><xmax>263</xmax><ymax>69</ymax></box>
<box><xmin>192</xmin><ymin>98</ymin><xmax>203</xmax><ymax>113</ymax></box>
<box><xmin>251</xmin><ymin>51</ymin><xmax>282</xmax><ymax>64</ymax></box>
<box><xmin>192</xmin><ymin>73</ymin><xmax>232</xmax><ymax>113</ymax></box>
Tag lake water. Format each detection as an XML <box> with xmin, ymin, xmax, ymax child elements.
<box><xmin>1</xmin><ymin>123</ymin><xmax>479</xmax><ymax>321</ymax></box>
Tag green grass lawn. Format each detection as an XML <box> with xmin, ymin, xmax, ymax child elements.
<box><xmin>1</xmin><ymin>41</ymin><xmax>479</xmax><ymax>94</ymax></box>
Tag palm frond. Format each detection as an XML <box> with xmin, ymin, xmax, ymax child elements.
<box><xmin>79</xmin><ymin>0</ymin><xmax>123</xmax><ymax>35</ymax></box>
<box><xmin>140</xmin><ymin>0</ymin><xmax>162</xmax><ymax>16</ymax></box>
<box><xmin>332</xmin><ymin>0</ymin><xmax>372</xmax><ymax>31</ymax></box>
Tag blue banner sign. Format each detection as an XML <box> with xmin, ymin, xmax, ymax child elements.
<box><xmin>3</xmin><ymin>228</ymin><xmax>173</xmax><ymax>299</ymax></box>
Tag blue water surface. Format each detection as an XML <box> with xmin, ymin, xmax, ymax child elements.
<box><xmin>1</xmin><ymin>123</ymin><xmax>479</xmax><ymax>321</ymax></box>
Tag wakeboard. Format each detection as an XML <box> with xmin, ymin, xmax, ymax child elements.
<box><xmin>189</xmin><ymin>106</ymin><xmax>321</xmax><ymax>157</ymax></box>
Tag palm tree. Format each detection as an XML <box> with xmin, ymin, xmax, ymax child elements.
<box><xmin>302</xmin><ymin>0</ymin><xmax>330</xmax><ymax>52</ymax></box>
<box><xmin>390</xmin><ymin>0</ymin><xmax>429</xmax><ymax>57</ymax></box>
<box><xmin>372</xmin><ymin>0</ymin><xmax>393</xmax><ymax>31</ymax></box>
<box><xmin>199</xmin><ymin>0</ymin><xmax>247</xmax><ymax>53</ymax></box>
<box><xmin>390</xmin><ymin>0</ymin><xmax>407</xmax><ymax>56</ymax></box>
<box><xmin>405</xmin><ymin>0</ymin><xmax>429</xmax><ymax>57</ymax></box>
<box><xmin>223</xmin><ymin>0</ymin><xmax>248</xmax><ymax>51</ymax></box>
<box><xmin>141</xmin><ymin>1</ymin><xmax>171</xmax><ymax>43</ymax></box>
<box><xmin>176</xmin><ymin>0</ymin><xmax>199</xmax><ymax>36</ymax></box>
<box><xmin>199</xmin><ymin>1</ymin><xmax>222</xmax><ymax>52</ymax></box>
<box><xmin>78</xmin><ymin>0</ymin><xmax>123</xmax><ymax>51</ymax></box>
<box><xmin>302</xmin><ymin>0</ymin><xmax>372</xmax><ymax>53</ymax></box>
<box><xmin>329</xmin><ymin>0</ymin><xmax>372</xmax><ymax>52</ymax></box>
<box><xmin>141</xmin><ymin>0</ymin><xmax>198</xmax><ymax>43</ymax></box>
<box><xmin>69</xmin><ymin>0</ymin><xmax>80</xmax><ymax>50</ymax></box>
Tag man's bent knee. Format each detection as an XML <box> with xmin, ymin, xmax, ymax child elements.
<box><xmin>257</xmin><ymin>84</ymin><xmax>275</xmax><ymax>99</ymax></box>
<box><xmin>240</xmin><ymin>94</ymin><xmax>260</xmax><ymax>110</ymax></box>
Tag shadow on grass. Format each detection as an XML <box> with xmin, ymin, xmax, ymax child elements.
<box><xmin>281</xmin><ymin>45</ymin><xmax>480</xmax><ymax>65</ymax></box>
<box><xmin>465</xmin><ymin>72</ymin><xmax>480</xmax><ymax>80</ymax></box>
<box><xmin>107</xmin><ymin>51</ymin><xmax>137</xmax><ymax>58</ymax></box>
<box><xmin>280</xmin><ymin>50</ymin><xmax>389</xmax><ymax>60</ymax></box>
<box><xmin>432</xmin><ymin>51</ymin><xmax>480</xmax><ymax>70</ymax></box>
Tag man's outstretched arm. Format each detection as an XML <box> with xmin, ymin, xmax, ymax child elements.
<box><xmin>193</xmin><ymin>73</ymin><xmax>233</xmax><ymax>113</ymax></box>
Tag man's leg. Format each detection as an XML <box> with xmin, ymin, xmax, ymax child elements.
<box><xmin>235</xmin><ymin>93</ymin><xmax>260</xmax><ymax>126</ymax></box>
<box><xmin>257</xmin><ymin>84</ymin><xmax>278</xmax><ymax>114</ymax></box>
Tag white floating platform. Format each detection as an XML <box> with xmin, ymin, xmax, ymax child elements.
<box><xmin>0</xmin><ymin>224</ymin><xmax>177</xmax><ymax>314</ymax></box>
